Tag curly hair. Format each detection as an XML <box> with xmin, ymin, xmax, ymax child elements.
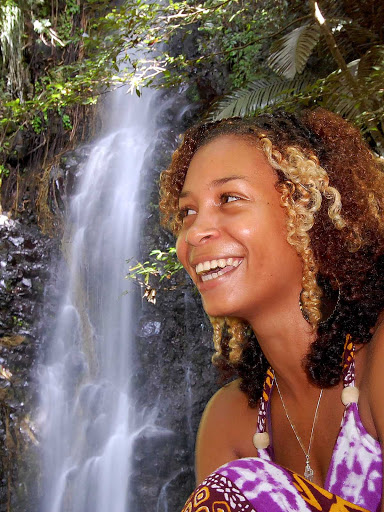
<box><xmin>159</xmin><ymin>109</ymin><xmax>384</xmax><ymax>407</ymax></box>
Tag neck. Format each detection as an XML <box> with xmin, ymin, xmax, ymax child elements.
<box><xmin>247</xmin><ymin>293</ymin><xmax>317</xmax><ymax>399</ymax></box>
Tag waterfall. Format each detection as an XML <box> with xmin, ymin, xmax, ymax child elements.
<box><xmin>38</xmin><ymin>88</ymin><xmax>164</xmax><ymax>512</ymax></box>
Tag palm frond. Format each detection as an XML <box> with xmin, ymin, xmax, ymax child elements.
<box><xmin>208</xmin><ymin>76</ymin><xmax>312</xmax><ymax>120</ymax></box>
<box><xmin>320</xmin><ymin>78</ymin><xmax>360</xmax><ymax>120</ymax></box>
<box><xmin>267</xmin><ymin>24</ymin><xmax>320</xmax><ymax>79</ymax></box>
<box><xmin>357</xmin><ymin>45</ymin><xmax>384</xmax><ymax>80</ymax></box>
<box><xmin>317</xmin><ymin>53</ymin><xmax>384</xmax><ymax>121</ymax></box>
<box><xmin>336</xmin><ymin>22</ymin><xmax>378</xmax><ymax>46</ymax></box>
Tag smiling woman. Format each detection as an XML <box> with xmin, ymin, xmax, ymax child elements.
<box><xmin>159</xmin><ymin>110</ymin><xmax>384</xmax><ymax>512</ymax></box>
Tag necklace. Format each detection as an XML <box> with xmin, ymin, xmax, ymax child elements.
<box><xmin>274</xmin><ymin>373</ymin><xmax>323</xmax><ymax>482</ymax></box>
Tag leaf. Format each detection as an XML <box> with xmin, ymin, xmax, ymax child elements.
<box><xmin>209</xmin><ymin>76</ymin><xmax>312</xmax><ymax>120</ymax></box>
<box><xmin>267</xmin><ymin>24</ymin><xmax>321</xmax><ymax>79</ymax></box>
<box><xmin>321</xmin><ymin>79</ymin><xmax>359</xmax><ymax>120</ymax></box>
<box><xmin>357</xmin><ymin>45</ymin><xmax>384</xmax><ymax>81</ymax></box>
<box><xmin>336</xmin><ymin>21</ymin><xmax>378</xmax><ymax>46</ymax></box>
<box><xmin>318</xmin><ymin>52</ymin><xmax>384</xmax><ymax>120</ymax></box>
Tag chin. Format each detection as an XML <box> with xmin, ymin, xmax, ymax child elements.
<box><xmin>202</xmin><ymin>298</ymin><xmax>242</xmax><ymax>319</ymax></box>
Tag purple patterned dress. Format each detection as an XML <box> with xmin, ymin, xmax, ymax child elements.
<box><xmin>182</xmin><ymin>337</ymin><xmax>382</xmax><ymax>512</ymax></box>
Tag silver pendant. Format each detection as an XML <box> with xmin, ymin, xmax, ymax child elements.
<box><xmin>304</xmin><ymin>462</ymin><xmax>314</xmax><ymax>482</ymax></box>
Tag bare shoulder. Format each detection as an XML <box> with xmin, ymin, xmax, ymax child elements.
<box><xmin>359</xmin><ymin>315</ymin><xmax>384</xmax><ymax>440</ymax></box>
<box><xmin>198</xmin><ymin>379</ymin><xmax>254</xmax><ymax>441</ymax></box>
<box><xmin>204</xmin><ymin>379</ymin><xmax>250</xmax><ymax>416</ymax></box>
<box><xmin>365</xmin><ymin>312</ymin><xmax>384</xmax><ymax>364</ymax></box>
<box><xmin>195</xmin><ymin>379</ymin><xmax>259</xmax><ymax>484</ymax></box>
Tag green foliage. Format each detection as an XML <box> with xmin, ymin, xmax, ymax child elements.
<box><xmin>1</xmin><ymin>0</ymin><xmax>383</xmax><ymax>210</ymax></box>
<box><xmin>127</xmin><ymin>248</ymin><xmax>183</xmax><ymax>285</ymax></box>
<box><xmin>210</xmin><ymin>75</ymin><xmax>312</xmax><ymax>119</ymax></box>
<box><xmin>209</xmin><ymin>2</ymin><xmax>384</xmax><ymax>153</ymax></box>
<box><xmin>0</xmin><ymin>0</ymin><xmax>164</xmax><ymax>189</ymax></box>
<box><xmin>57</xmin><ymin>108</ymin><xmax>73</xmax><ymax>131</ymax></box>
<box><xmin>0</xmin><ymin>163</ymin><xmax>9</xmax><ymax>198</ymax></box>
<box><xmin>193</xmin><ymin>2</ymin><xmax>287</xmax><ymax>90</ymax></box>
<box><xmin>0</xmin><ymin>165</ymin><xmax>10</xmax><ymax>179</ymax></box>
<box><xmin>0</xmin><ymin>0</ymin><xmax>249</xmax><ymax>166</ymax></box>
<box><xmin>126</xmin><ymin>247</ymin><xmax>183</xmax><ymax>303</ymax></box>
<box><xmin>1</xmin><ymin>0</ymin><xmax>382</xmax><ymax>150</ymax></box>
<box><xmin>31</xmin><ymin>116</ymin><xmax>43</xmax><ymax>134</ymax></box>
<box><xmin>0</xmin><ymin>1</ymin><xmax>159</xmax><ymax>131</ymax></box>
<box><xmin>130</xmin><ymin>0</ymin><xmax>384</xmax><ymax>285</ymax></box>
<box><xmin>12</xmin><ymin>315</ymin><xmax>25</xmax><ymax>328</ymax></box>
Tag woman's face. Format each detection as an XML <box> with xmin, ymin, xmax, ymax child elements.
<box><xmin>176</xmin><ymin>135</ymin><xmax>303</xmax><ymax>322</ymax></box>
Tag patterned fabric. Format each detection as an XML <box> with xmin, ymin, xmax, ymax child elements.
<box><xmin>182</xmin><ymin>459</ymin><xmax>369</xmax><ymax>512</ymax></box>
<box><xmin>324</xmin><ymin>336</ymin><xmax>382</xmax><ymax>510</ymax></box>
<box><xmin>182</xmin><ymin>336</ymin><xmax>382</xmax><ymax>512</ymax></box>
<box><xmin>182</xmin><ymin>472</ymin><xmax>256</xmax><ymax>512</ymax></box>
<box><xmin>256</xmin><ymin>367</ymin><xmax>274</xmax><ymax>434</ymax></box>
<box><xmin>342</xmin><ymin>335</ymin><xmax>355</xmax><ymax>387</ymax></box>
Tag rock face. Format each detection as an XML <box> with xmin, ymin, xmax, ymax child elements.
<box><xmin>0</xmin><ymin>214</ymin><xmax>60</xmax><ymax>511</ymax></box>
<box><xmin>131</xmin><ymin>275</ymin><xmax>218</xmax><ymax>512</ymax></box>
<box><xmin>128</xmin><ymin>92</ymin><xmax>219</xmax><ymax>510</ymax></box>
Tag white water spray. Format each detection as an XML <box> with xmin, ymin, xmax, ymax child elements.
<box><xmin>39</xmin><ymin>88</ymin><xmax>162</xmax><ymax>512</ymax></box>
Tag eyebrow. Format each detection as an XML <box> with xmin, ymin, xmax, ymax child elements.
<box><xmin>179</xmin><ymin>174</ymin><xmax>249</xmax><ymax>199</ymax></box>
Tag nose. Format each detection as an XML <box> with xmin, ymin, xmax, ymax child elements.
<box><xmin>184</xmin><ymin>213</ymin><xmax>220</xmax><ymax>246</ymax></box>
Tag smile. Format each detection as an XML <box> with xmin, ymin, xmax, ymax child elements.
<box><xmin>195</xmin><ymin>258</ymin><xmax>243</xmax><ymax>282</ymax></box>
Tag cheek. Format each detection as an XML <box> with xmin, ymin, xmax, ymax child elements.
<box><xmin>176</xmin><ymin>236</ymin><xmax>188</xmax><ymax>269</ymax></box>
<box><xmin>241</xmin><ymin>211</ymin><xmax>293</xmax><ymax>264</ymax></box>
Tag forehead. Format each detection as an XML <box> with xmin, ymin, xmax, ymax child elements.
<box><xmin>181</xmin><ymin>134</ymin><xmax>275</xmax><ymax>191</ymax></box>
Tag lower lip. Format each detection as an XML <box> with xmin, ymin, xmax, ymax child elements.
<box><xmin>197</xmin><ymin>262</ymin><xmax>243</xmax><ymax>292</ymax></box>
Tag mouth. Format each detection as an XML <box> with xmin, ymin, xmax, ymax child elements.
<box><xmin>194</xmin><ymin>257</ymin><xmax>243</xmax><ymax>282</ymax></box>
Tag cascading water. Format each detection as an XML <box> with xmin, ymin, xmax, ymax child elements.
<box><xmin>38</xmin><ymin>87</ymin><xmax>164</xmax><ymax>512</ymax></box>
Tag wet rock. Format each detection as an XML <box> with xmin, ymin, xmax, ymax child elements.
<box><xmin>0</xmin><ymin>212</ymin><xmax>60</xmax><ymax>511</ymax></box>
<box><xmin>61</xmin><ymin>155</ymin><xmax>78</xmax><ymax>169</ymax></box>
<box><xmin>0</xmin><ymin>215</ymin><xmax>15</xmax><ymax>228</ymax></box>
<box><xmin>131</xmin><ymin>174</ymin><xmax>218</xmax><ymax>511</ymax></box>
<box><xmin>8</xmin><ymin>236</ymin><xmax>24</xmax><ymax>247</ymax></box>
<box><xmin>137</xmin><ymin>319</ymin><xmax>162</xmax><ymax>337</ymax></box>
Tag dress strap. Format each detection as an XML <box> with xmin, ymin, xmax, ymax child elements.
<box><xmin>342</xmin><ymin>334</ymin><xmax>355</xmax><ymax>388</ymax></box>
<box><xmin>256</xmin><ymin>334</ymin><xmax>356</xmax><ymax>434</ymax></box>
<box><xmin>257</xmin><ymin>367</ymin><xmax>274</xmax><ymax>434</ymax></box>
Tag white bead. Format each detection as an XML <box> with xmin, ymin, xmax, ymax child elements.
<box><xmin>341</xmin><ymin>386</ymin><xmax>359</xmax><ymax>406</ymax></box>
<box><xmin>252</xmin><ymin>431</ymin><xmax>270</xmax><ymax>449</ymax></box>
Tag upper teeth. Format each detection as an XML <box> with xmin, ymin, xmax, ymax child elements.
<box><xmin>195</xmin><ymin>258</ymin><xmax>241</xmax><ymax>275</ymax></box>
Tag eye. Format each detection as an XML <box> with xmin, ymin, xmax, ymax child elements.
<box><xmin>221</xmin><ymin>194</ymin><xmax>242</xmax><ymax>204</ymax></box>
<box><xmin>180</xmin><ymin>207</ymin><xmax>197</xmax><ymax>218</ymax></box>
